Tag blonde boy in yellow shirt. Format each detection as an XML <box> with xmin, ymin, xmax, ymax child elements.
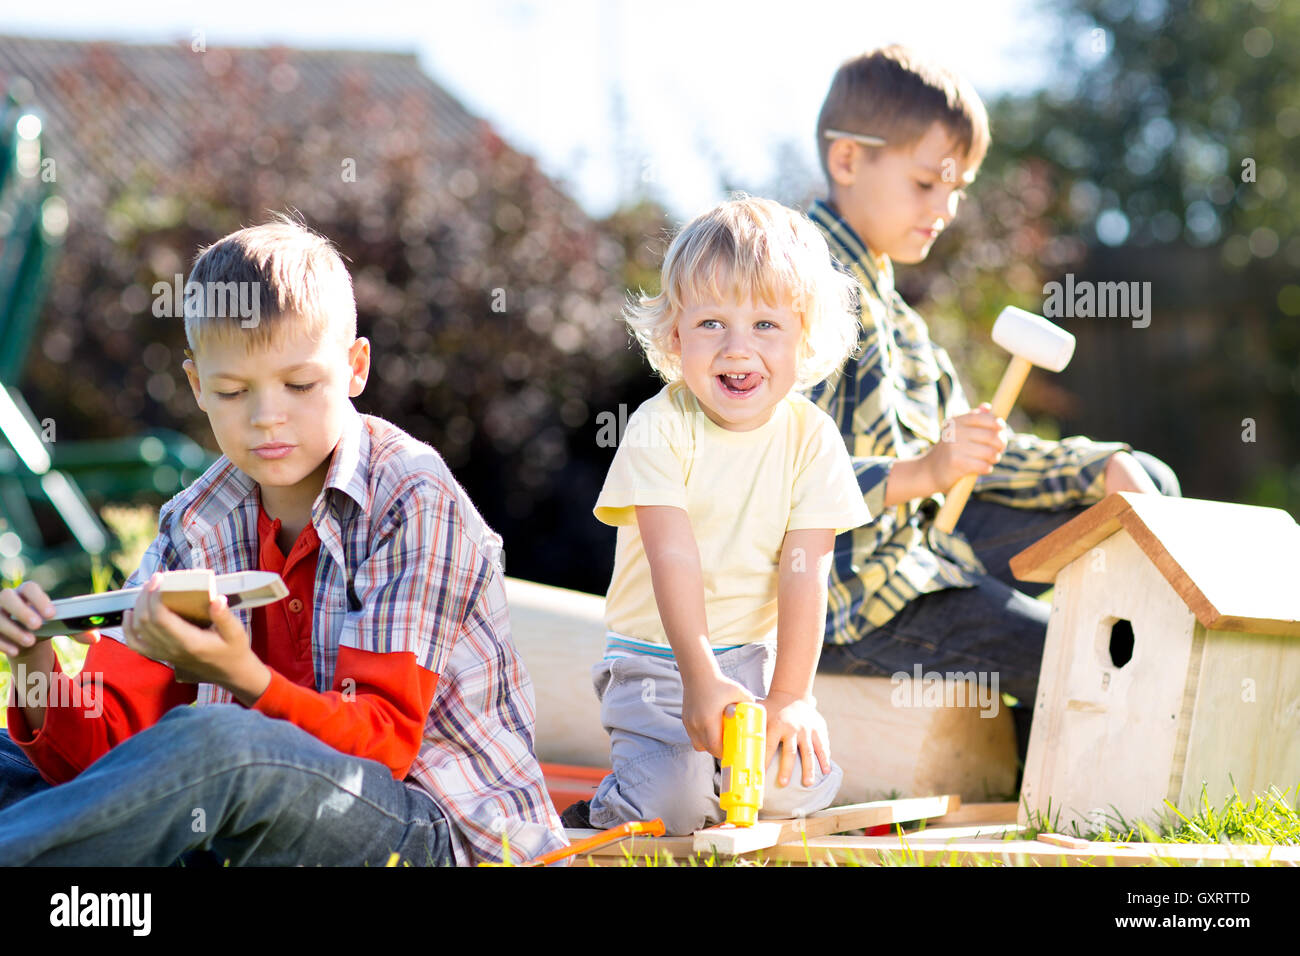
<box><xmin>572</xmin><ymin>197</ymin><xmax>871</xmax><ymax>835</ymax></box>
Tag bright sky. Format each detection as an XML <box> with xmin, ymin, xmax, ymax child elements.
<box><xmin>2</xmin><ymin>0</ymin><xmax>1057</xmax><ymax>216</ymax></box>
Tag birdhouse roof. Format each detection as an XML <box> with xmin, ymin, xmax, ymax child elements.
<box><xmin>1010</xmin><ymin>492</ymin><xmax>1300</xmax><ymax>636</ymax></box>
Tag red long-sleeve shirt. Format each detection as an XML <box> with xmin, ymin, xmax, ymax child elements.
<box><xmin>7</xmin><ymin>499</ymin><xmax>438</xmax><ymax>783</ymax></box>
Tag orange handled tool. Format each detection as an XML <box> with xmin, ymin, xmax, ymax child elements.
<box><xmin>477</xmin><ymin>818</ymin><xmax>666</xmax><ymax>867</ymax></box>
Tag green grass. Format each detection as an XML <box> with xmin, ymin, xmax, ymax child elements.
<box><xmin>580</xmin><ymin>782</ymin><xmax>1300</xmax><ymax>867</ymax></box>
<box><xmin>1018</xmin><ymin>781</ymin><xmax>1300</xmax><ymax>846</ymax></box>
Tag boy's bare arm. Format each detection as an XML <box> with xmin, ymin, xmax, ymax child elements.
<box><xmin>768</xmin><ymin>527</ymin><xmax>836</xmax><ymax>787</ymax></box>
<box><xmin>635</xmin><ymin>505</ymin><xmax>752</xmax><ymax>757</ymax></box>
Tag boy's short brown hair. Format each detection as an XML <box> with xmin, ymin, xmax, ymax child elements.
<box><xmin>816</xmin><ymin>44</ymin><xmax>990</xmax><ymax>179</ymax></box>
<box><xmin>183</xmin><ymin>214</ymin><xmax>357</xmax><ymax>360</ymax></box>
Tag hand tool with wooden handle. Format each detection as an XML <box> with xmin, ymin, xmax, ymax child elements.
<box><xmin>933</xmin><ymin>307</ymin><xmax>1076</xmax><ymax>534</ymax></box>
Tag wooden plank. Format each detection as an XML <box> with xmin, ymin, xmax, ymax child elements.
<box><xmin>898</xmin><ymin>824</ymin><xmax>1025</xmax><ymax>840</ymax></box>
<box><xmin>1175</xmin><ymin>628</ymin><xmax>1300</xmax><ymax>814</ymax></box>
<box><xmin>752</xmin><ymin>836</ymin><xmax>1300</xmax><ymax>867</ymax></box>
<box><xmin>1017</xmin><ymin>535</ymin><xmax>1199</xmax><ymax>834</ymax></box>
<box><xmin>1009</xmin><ymin>493</ymin><xmax>1300</xmax><ymax>635</ymax></box>
<box><xmin>691</xmin><ymin>795</ymin><xmax>957</xmax><ymax>855</ymax></box>
<box><xmin>572</xmin><ymin>830</ymin><xmax>1300</xmax><ymax>867</ymax></box>
<box><xmin>1120</xmin><ymin>494</ymin><xmax>1300</xmax><ymax>635</ymax></box>
<box><xmin>1036</xmin><ymin>832</ymin><xmax>1091</xmax><ymax>849</ymax></box>
<box><xmin>1009</xmin><ymin>492</ymin><xmax>1130</xmax><ymax>583</ymax></box>
<box><xmin>919</xmin><ymin>801</ymin><xmax>1018</xmax><ymax>827</ymax></box>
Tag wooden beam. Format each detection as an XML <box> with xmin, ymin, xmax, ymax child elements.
<box><xmin>757</xmin><ymin>835</ymin><xmax>1300</xmax><ymax>867</ymax></box>
<box><xmin>912</xmin><ymin>801</ymin><xmax>1018</xmax><ymax>827</ymax></box>
<box><xmin>1036</xmin><ymin>832</ymin><xmax>1092</xmax><ymax>849</ymax></box>
<box><xmin>899</xmin><ymin>824</ymin><xmax>1025</xmax><ymax>840</ymax></box>
<box><xmin>691</xmin><ymin>795</ymin><xmax>958</xmax><ymax>856</ymax></box>
<box><xmin>573</xmin><ymin>830</ymin><xmax>1300</xmax><ymax>867</ymax></box>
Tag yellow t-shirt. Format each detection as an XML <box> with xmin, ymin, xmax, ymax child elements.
<box><xmin>594</xmin><ymin>381</ymin><xmax>872</xmax><ymax>648</ymax></box>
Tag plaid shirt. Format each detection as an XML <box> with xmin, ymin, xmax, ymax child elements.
<box><xmin>806</xmin><ymin>200</ymin><xmax>1128</xmax><ymax>644</ymax></box>
<box><xmin>100</xmin><ymin>404</ymin><xmax>565</xmax><ymax>865</ymax></box>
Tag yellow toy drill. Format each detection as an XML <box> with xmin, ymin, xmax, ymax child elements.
<box><xmin>719</xmin><ymin>702</ymin><xmax>766</xmax><ymax>827</ymax></box>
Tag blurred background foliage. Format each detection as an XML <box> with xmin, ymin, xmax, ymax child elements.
<box><xmin>732</xmin><ymin>0</ymin><xmax>1298</xmax><ymax>519</ymax></box>
<box><xmin>5</xmin><ymin>0</ymin><xmax>1298</xmax><ymax>598</ymax></box>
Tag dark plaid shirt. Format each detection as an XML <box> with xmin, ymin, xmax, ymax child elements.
<box><xmin>806</xmin><ymin>199</ymin><xmax>1127</xmax><ymax>643</ymax></box>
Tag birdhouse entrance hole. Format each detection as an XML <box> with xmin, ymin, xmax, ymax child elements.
<box><xmin>1107</xmin><ymin>618</ymin><xmax>1134</xmax><ymax>668</ymax></box>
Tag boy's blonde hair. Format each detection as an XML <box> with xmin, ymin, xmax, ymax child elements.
<box><xmin>624</xmin><ymin>196</ymin><xmax>859</xmax><ymax>391</ymax></box>
<box><xmin>183</xmin><ymin>214</ymin><xmax>357</xmax><ymax>359</ymax></box>
<box><xmin>817</xmin><ymin>44</ymin><xmax>990</xmax><ymax>179</ymax></box>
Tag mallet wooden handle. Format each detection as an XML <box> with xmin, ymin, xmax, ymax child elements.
<box><xmin>933</xmin><ymin>355</ymin><xmax>1033</xmax><ymax>534</ymax></box>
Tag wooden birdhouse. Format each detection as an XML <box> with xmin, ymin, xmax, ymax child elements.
<box><xmin>1008</xmin><ymin>492</ymin><xmax>1300</xmax><ymax>833</ymax></box>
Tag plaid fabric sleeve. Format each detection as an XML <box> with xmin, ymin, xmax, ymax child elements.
<box><xmin>810</xmin><ymin>344</ymin><xmax>901</xmax><ymax>519</ymax></box>
<box><xmin>97</xmin><ymin>502</ymin><xmax>187</xmax><ymax>647</ymax></box>
<box><xmin>975</xmin><ymin>432</ymin><xmax>1131</xmax><ymax>509</ymax></box>
<box><xmin>338</xmin><ymin>478</ymin><xmax>491</xmax><ymax>679</ymax></box>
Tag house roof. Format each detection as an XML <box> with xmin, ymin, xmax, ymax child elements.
<box><xmin>1010</xmin><ymin>492</ymin><xmax>1300</xmax><ymax>636</ymax></box>
<box><xmin>0</xmin><ymin>34</ymin><xmax>484</xmax><ymax>211</ymax></box>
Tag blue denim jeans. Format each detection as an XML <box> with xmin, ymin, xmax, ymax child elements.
<box><xmin>819</xmin><ymin>451</ymin><xmax>1181</xmax><ymax>760</ymax></box>
<box><xmin>0</xmin><ymin>704</ymin><xmax>453</xmax><ymax>866</ymax></box>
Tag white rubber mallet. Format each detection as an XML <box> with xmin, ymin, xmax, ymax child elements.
<box><xmin>932</xmin><ymin>306</ymin><xmax>1076</xmax><ymax>534</ymax></box>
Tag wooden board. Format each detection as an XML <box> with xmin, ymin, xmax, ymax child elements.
<box><xmin>1175</xmin><ymin>627</ymin><xmax>1300</xmax><ymax>814</ymax></box>
<box><xmin>1010</xmin><ymin>493</ymin><xmax>1300</xmax><ymax>636</ymax></box>
<box><xmin>898</xmin><ymin>824</ymin><xmax>1025</xmax><ymax>840</ymax></box>
<box><xmin>1017</xmin><ymin>534</ymin><xmax>1199</xmax><ymax>832</ymax></box>
<box><xmin>756</xmin><ymin>836</ymin><xmax>1300</xmax><ymax>867</ymax></box>
<box><xmin>691</xmin><ymin>795</ymin><xmax>958</xmax><ymax>855</ymax></box>
<box><xmin>571</xmin><ymin>830</ymin><xmax>1300</xmax><ymax>867</ymax></box>
<box><xmin>918</xmin><ymin>801</ymin><xmax>1018</xmax><ymax>827</ymax></box>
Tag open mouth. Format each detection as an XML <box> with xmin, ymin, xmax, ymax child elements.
<box><xmin>717</xmin><ymin>372</ymin><xmax>761</xmax><ymax>396</ymax></box>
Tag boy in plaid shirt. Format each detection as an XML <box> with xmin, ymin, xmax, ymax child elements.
<box><xmin>0</xmin><ymin>217</ymin><xmax>564</xmax><ymax>865</ymax></box>
<box><xmin>807</xmin><ymin>47</ymin><xmax>1179</xmax><ymax>761</ymax></box>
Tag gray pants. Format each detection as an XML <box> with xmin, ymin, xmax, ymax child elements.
<box><xmin>587</xmin><ymin>642</ymin><xmax>843</xmax><ymax>835</ymax></box>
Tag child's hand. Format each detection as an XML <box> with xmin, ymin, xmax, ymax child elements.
<box><xmin>762</xmin><ymin>690</ymin><xmax>832</xmax><ymax>788</ymax></box>
<box><xmin>0</xmin><ymin>581</ymin><xmax>99</xmax><ymax>659</ymax></box>
<box><xmin>682</xmin><ymin>671</ymin><xmax>755</xmax><ymax>759</ymax></box>
<box><xmin>123</xmin><ymin>573</ymin><xmax>269</xmax><ymax>700</ymax></box>
<box><xmin>924</xmin><ymin>403</ymin><xmax>1008</xmax><ymax>493</ymax></box>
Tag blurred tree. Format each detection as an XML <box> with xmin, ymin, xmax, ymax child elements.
<box><xmin>993</xmin><ymin>0</ymin><xmax>1300</xmax><ymax>512</ymax></box>
<box><xmin>7</xmin><ymin>41</ymin><xmax>661</xmax><ymax>592</ymax></box>
<box><xmin>732</xmin><ymin>0</ymin><xmax>1299</xmax><ymax>513</ymax></box>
